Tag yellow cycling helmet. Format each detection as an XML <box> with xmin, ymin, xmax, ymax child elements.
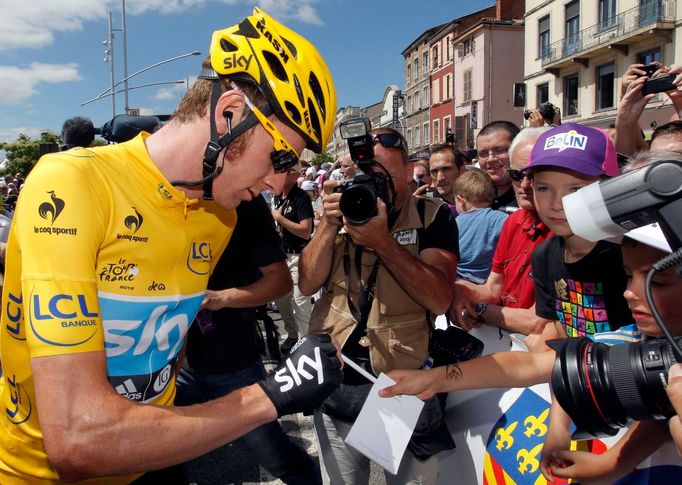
<box><xmin>209</xmin><ymin>7</ymin><xmax>336</xmax><ymax>153</ymax></box>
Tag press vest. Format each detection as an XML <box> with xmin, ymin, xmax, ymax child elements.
<box><xmin>308</xmin><ymin>196</ymin><xmax>442</xmax><ymax>375</ymax></box>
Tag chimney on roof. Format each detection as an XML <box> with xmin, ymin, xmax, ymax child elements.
<box><xmin>497</xmin><ymin>0</ymin><xmax>513</xmax><ymax>20</ymax></box>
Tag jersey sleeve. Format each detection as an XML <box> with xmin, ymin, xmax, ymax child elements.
<box><xmin>13</xmin><ymin>155</ymin><xmax>109</xmax><ymax>358</ymax></box>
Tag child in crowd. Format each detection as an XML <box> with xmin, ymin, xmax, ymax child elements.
<box><xmin>453</xmin><ymin>170</ymin><xmax>508</xmax><ymax>284</ymax></box>
<box><xmin>381</xmin><ymin>222</ymin><xmax>680</xmax><ymax>483</ymax></box>
<box><xmin>382</xmin><ymin>149</ymin><xmax>682</xmax><ymax>483</ymax></box>
<box><xmin>529</xmin><ymin>122</ymin><xmax>632</xmax><ymax>339</ymax></box>
<box><xmin>527</xmin><ymin>123</ymin><xmax>634</xmax><ymax>475</ymax></box>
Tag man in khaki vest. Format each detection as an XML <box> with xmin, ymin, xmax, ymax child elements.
<box><xmin>298</xmin><ymin>126</ymin><xmax>459</xmax><ymax>485</ymax></box>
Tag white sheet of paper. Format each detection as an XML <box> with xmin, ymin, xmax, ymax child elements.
<box><xmin>344</xmin><ymin>373</ymin><xmax>424</xmax><ymax>475</ymax></box>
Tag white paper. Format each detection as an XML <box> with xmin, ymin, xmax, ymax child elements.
<box><xmin>344</xmin><ymin>373</ymin><xmax>424</xmax><ymax>475</ymax></box>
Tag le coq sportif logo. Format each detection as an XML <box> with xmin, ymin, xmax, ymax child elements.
<box><xmin>124</xmin><ymin>207</ymin><xmax>143</xmax><ymax>234</ymax></box>
<box><xmin>38</xmin><ymin>190</ymin><xmax>65</xmax><ymax>225</ymax></box>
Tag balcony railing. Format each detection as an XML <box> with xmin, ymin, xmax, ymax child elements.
<box><xmin>541</xmin><ymin>0</ymin><xmax>675</xmax><ymax>66</ymax></box>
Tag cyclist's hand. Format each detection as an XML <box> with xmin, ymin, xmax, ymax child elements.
<box><xmin>258</xmin><ymin>334</ymin><xmax>342</xmax><ymax>416</ymax></box>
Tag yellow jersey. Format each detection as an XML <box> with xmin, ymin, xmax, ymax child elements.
<box><xmin>0</xmin><ymin>133</ymin><xmax>235</xmax><ymax>483</ymax></box>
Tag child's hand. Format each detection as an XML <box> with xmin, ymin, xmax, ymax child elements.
<box><xmin>548</xmin><ymin>449</ymin><xmax>618</xmax><ymax>485</ymax></box>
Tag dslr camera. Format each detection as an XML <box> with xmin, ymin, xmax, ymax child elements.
<box><xmin>638</xmin><ymin>63</ymin><xmax>677</xmax><ymax>96</ymax></box>
<box><xmin>523</xmin><ymin>102</ymin><xmax>556</xmax><ymax>123</ymax></box>
<box><xmin>336</xmin><ymin>117</ymin><xmax>393</xmax><ymax>224</ymax></box>
<box><xmin>551</xmin><ymin>159</ymin><xmax>682</xmax><ymax>438</ymax></box>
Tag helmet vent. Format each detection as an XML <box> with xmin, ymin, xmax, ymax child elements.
<box><xmin>220</xmin><ymin>38</ymin><xmax>238</xmax><ymax>53</ymax></box>
<box><xmin>307</xmin><ymin>98</ymin><xmax>322</xmax><ymax>143</ymax></box>
<box><xmin>308</xmin><ymin>73</ymin><xmax>326</xmax><ymax>119</ymax></box>
<box><xmin>263</xmin><ymin>50</ymin><xmax>288</xmax><ymax>82</ymax></box>
<box><xmin>293</xmin><ymin>74</ymin><xmax>304</xmax><ymax>105</ymax></box>
<box><xmin>281</xmin><ymin>36</ymin><xmax>297</xmax><ymax>59</ymax></box>
<box><xmin>285</xmin><ymin>101</ymin><xmax>302</xmax><ymax>125</ymax></box>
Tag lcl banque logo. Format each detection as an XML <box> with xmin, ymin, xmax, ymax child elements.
<box><xmin>38</xmin><ymin>191</ymin><xmax>65</xmax><ymax>224</ymax></box>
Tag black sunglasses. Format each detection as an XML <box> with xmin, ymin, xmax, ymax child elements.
<box><xmin>271</xmin><ymin>150</ymin><xmax>299</xmax><ymax>173</ymax></box>
<box><xmin>507</xmin><ymin>168</ymin><xmax>527</xmax><ymax>182</ymax></box>
<box><xmin>373</xmin><ymin>133</ymin><xmax>407</xmax><ymax>152</ymax></box>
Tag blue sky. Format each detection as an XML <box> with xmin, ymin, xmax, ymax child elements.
<box><xmin>0</xmin><ymin>0</ymin><xmax>494</xmax><ymax>143</ymax></box>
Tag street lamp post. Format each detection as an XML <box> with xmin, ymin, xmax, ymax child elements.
<box><xmin>83</xmin><ymin>51</ymin><xmax>201</xmax><ymax>111</ymax></box>
<box><xmin>121</xmin><ymin>0</ymin><xmax>130</xmax><ymax>113</ymax></box>
<box><xmin>81</xmin><ymin>80</ymin><xmax>187</xmax><ymax>107</ymax></box>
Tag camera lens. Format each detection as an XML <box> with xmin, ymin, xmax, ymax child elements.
<box><xmin>339</xmin><ymin>184</ymin><xmax>377</xmax><ymax>224</ymax></box>
<box><xmin>550</xmin><ymin>336</ymin><xmax>679</xmax><ymax>439</ymax></box>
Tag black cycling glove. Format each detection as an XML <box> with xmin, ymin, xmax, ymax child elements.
<box><xmin>258</xmin><ymin>334</ymin><xmax>342</xmax><ymax>417</ymax></box>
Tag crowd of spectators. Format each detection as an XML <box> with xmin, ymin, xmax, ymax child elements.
<box><xmin>1</xmin><ymin>55</ymin><xmax>682</xmax><ymax>485</ymax></box>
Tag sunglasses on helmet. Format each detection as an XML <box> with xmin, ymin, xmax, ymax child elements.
<box><xmin>373</xmin><ymin>133</ymin><xmax>407</xmax><ymax>152</ymax></box>
<box><xmin>232</xmin><ymin>83</ymin><xmax>300</xmax><ymax>173</ymax></box>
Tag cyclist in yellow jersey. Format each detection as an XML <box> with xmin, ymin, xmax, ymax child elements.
<box><xmin>0</xmin><ymin>8</ymin><xmax>341</xmax><ymax>484</ymax></box>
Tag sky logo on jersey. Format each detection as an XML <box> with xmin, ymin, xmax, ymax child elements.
<box><xmin>5</xmin><ymin>374</ymin><xmax>32</xmax><ymax>425</ymax></box>
<box><xmin>34</xmin><ymin>190</ymin><xmax>77</xmax><ymax>235</ymax></box>
<box><xmin>100</xmin><ymin>291</ymin><xmax>202</xmax><ymax>381</ymax></box>
<box><xmin>186</xmin><ymin>240</ymin><xmax>212</xmax><ymax>275</ymax></box>
<box><xmin>29</xmin><ymin>292</ymin><xmax>99</xmax><ymax>346</ymax></box>
<box><xmin>4</xmin><ymin>291</ymin><xmax>25</xmax><ymax>341</ymax></box>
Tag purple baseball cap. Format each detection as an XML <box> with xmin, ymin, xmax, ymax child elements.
<box><xmin>526</xmin><ymin>122</ymin><xmax>619</xmax><ymax>177</ymax></box>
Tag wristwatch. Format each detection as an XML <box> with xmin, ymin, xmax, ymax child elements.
<box><xmin>474</xmin><ymin>303</ymin><xmax>488</xmax><ymax>322</ymax></box>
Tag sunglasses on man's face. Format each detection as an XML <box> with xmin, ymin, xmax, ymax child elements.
<box><xmin>507</xmin><ymin>168</ymin><xmax>528</xmax><ymax>182</ymax></box>
<box><xmin>373</xmin><ymin>133</ymin><xmax>407</xmax><ymax>152</ymax></box>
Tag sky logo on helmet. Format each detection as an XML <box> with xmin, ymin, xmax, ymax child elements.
<box><xmin>224</xmin><ymin>53</ymin><xmax>253</xmax><ymax>70</ymax></box>
<box><xmin>543</xmin><ymin>129</ymin><xmax>588</xmax><ymax>153</ymax></box>
<box><xmin>255</xmin><ymin>19</ymin><xmax>289</xmax><ymax>64</ymax></box>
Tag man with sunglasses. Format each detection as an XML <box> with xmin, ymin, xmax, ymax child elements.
<box><xmin>0</xmin><ymin>9</ymin><xmax>343</xmax><ymax>484</ymax></box>
<box><xmin>298</xmin><ymin>127</ymin><xmax>459</xmax><ymax>485</ymax></box>
<box><xmin>453</xmin><ymin>127</ymin><xmax>553</xmax><ymax>336</ymax></box>
<box><xmin>475</xmin><ymin>120</ymin><xmax>521</xmax><ymax>214</ymax></box>
<box><xmin>272</xmin><ymin>165</ymin><xmax>315</xmax><ymax>355</ymax></box>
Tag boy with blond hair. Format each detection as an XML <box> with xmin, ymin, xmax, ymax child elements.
<box><xmin>453</xmin><ymin>169</ymin><xmax>508</xmax><ymax>283</ymax></box>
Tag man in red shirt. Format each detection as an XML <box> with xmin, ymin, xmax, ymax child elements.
<box><xmin>452</xmin><ymin>127</ymin><xmax>552</xmax><ymax>334</ymax></box>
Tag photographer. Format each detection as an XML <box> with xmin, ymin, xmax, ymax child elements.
<box><xmin>615</xmin><ymin>63</ymin><xmax>682</xmax><ymax>156</ymax></box>
<box><xmin>298</xmin><ymin>126</ymin><xmax>459</xmax><ymax>484</ymax></box>
<box><xmin>525</xmin><ymin>102</ymin><xmax>561</xmax><ymax>128</ymax></box>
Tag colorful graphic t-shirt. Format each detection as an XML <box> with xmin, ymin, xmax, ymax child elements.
<box><xmin>0</xmin><ymin>133</ymin><xmax>235</xmax><ymax>484</ymax></box>
<box><xmin>532</xmin><ymin>237</ymin><xmax>633</xmax><ymax>337</ymax></box>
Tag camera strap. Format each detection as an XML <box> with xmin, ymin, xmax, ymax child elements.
<box><xmin>343</xmin><ymin>236</ymin><xmax>380</xmax><ymax>332</ymax></box>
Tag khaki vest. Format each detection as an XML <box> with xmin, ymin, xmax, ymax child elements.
<box><xmin>309</xmin><ymin>195</ymin><xmax>444</xmax><ymax>375</ymax></box>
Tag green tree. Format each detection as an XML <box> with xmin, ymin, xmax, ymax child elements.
<box><xmin>310</xmin><ymin>152</ymin><xmax>334</xmax><ymax>167</ymax></box>
<box><xmin>0</xmin><ymin>131</ymin><xmax>60</xmax><ymax>176</ymax></box>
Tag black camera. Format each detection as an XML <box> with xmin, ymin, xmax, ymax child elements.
<box><xmin>642</xmin><ymin>73</ymin><xmax>677</xmax><ymax>96</ymax></box>
<box><xmin>523</xmin><ymin>102</ymin><xmax>556</xmax><ymax>122</ymax></box>
<box><xmin>550</xmin><ymin>336</ymin><xmax>680</xmax><ymax>439</ymax></box>
<box><xmin>336</xmin><ymin>117</ymin><xmax>393</xmax><ymax>224</ymax></box>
